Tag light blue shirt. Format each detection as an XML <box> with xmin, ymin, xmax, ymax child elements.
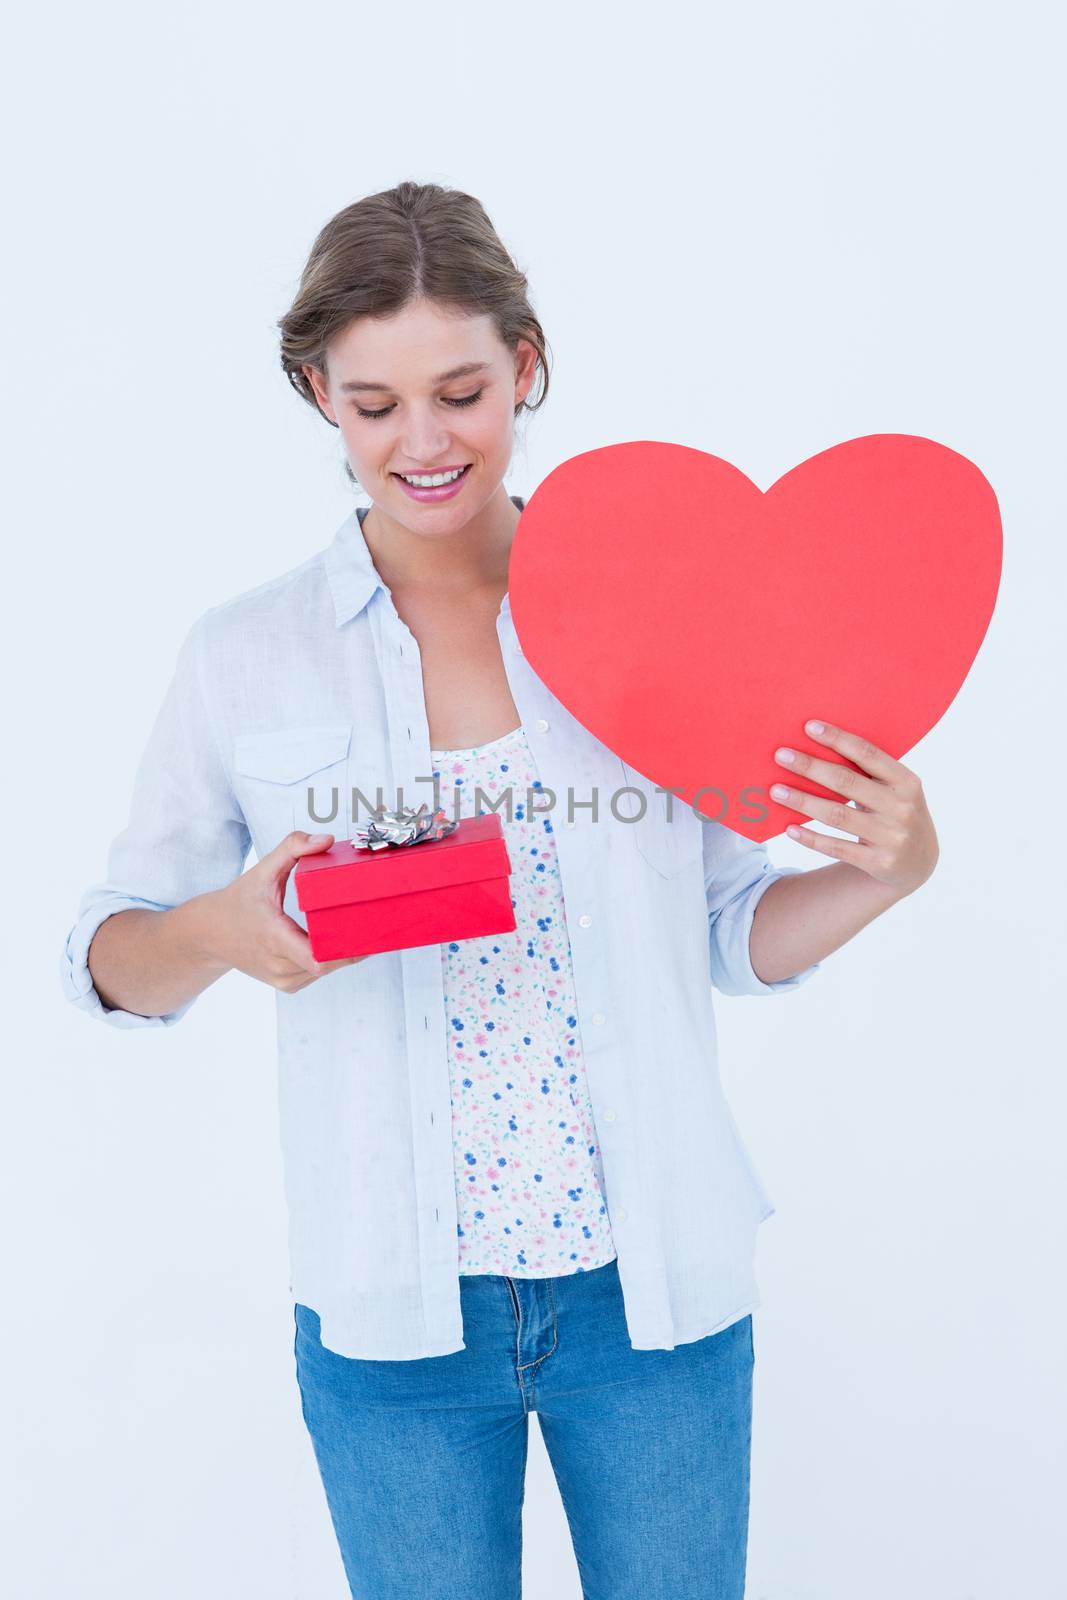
<box><xmin>61</xmin><ymin>496</ymin><xmax>821</xmax><ymax>1360</ymax></box>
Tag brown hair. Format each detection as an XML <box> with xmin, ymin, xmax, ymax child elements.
<box><xmin>277</xmin><ymin>181</ymin><xmax>551</xmax><ymax>484</ymax></box>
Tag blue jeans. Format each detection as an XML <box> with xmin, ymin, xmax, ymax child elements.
<box><xmin>293</xmin><ymin>1256</ymin><xmax>754</xmax><ymax>1599</ymax></box>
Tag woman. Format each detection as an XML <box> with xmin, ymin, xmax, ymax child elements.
<box><xmin>62</xmin><ymin>181</ymin><xmax>939</xmax><ymax>1599</ymax></box>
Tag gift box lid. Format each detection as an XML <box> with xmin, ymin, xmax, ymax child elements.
<box><xmin>294</xmin><ymin>813</ymin><xmax>511</xmax><ymax>912</ymax></box>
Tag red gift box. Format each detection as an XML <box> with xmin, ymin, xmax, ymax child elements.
<box><xmin>294</xmin><ymin>812</ymin><xmax>515</xmax><ymax>961</ymax></box>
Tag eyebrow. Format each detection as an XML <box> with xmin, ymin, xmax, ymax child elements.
<box><xmin>338</xmin><ymin>360</ymin><xmax>491</xmax><ymax>395</ymax></box>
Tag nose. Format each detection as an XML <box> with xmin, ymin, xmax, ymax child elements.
<box><xmin>398</xmin><ymin>407</ymin><xmax>458</xmax><ymax>462</ymax></box>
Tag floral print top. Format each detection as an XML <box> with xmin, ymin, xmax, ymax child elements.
<box><xmin>429</xmin><ymin>724</ymin><xmax>618</xmax><ymax>1278</ymax></box>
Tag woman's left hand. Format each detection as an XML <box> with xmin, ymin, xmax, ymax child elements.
<box><xmin>770</xmin><ymin>719</ymin><xmax>940</xmax><ymax>898</ymax></box>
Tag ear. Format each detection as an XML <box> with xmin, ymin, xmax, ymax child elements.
<box><xmin>513</xmin><ymin>338</ymin><xmax>540</xmax><ymax>407</ymax></box>
<box><xmin>303</xmin><ymin>364</ymin><xmax>338</xmax><ymax>424</ymax></box>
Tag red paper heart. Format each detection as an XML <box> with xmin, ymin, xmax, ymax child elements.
<box><xmin>509</xmin><ymin>436</ymin><xmax>1002</xmax><ymax>842</ymax></box>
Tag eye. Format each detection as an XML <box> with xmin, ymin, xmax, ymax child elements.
<box><xmin>445</xmin><ymin>389</ymin><xmax>483</xmax><ymax>409</ymax></box>
<box><xmin>353</xmin><ymin>389</ymin><xmax>484</xmax><ymax>421</ymax></box>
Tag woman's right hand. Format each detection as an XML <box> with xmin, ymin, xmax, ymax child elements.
<box><xmin>207</xmin><ymin>831</ymin><xmax>369</xmax><ymax>993</ymax></box>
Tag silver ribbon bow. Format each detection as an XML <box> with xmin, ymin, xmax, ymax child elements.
<box><xmin>351</xmin><ymin>802</ymin><xmax>459</xmax><ymax>852</ymax></box>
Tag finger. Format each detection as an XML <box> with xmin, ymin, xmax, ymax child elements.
<box><xmin>260</xmin><ymin>829</ymin><xmax>336</xmax><ymax>880</ymax></box>
<box><xmin>770</xmin><ymin>780</ymin><xmax>886</xmax><ymax>844</ymax></box>
<box><xmin>774</xmin><ymin>741</ymin><xmax>884</xmax><ymax>810</ymax></box>
<box><xmin>270</xmin><ymin>915</ymin><xmax>325</xmax><ymax>977</ymax></box>
<box><xmin>271</xmin><ymin>917</ymin><xmax>369</xmax><ymax>978</ymax></box>
<box><xmin>800</xmin><ymin>721</ymin><xmax>907</xmax><ymax>786</ymax></box>
<box><xmin>785</xmin><ymin>821</ymin><xmax>870</xmax><ymax>864</ymax></box>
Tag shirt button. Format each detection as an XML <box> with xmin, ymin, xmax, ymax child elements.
<box><xmin>616</xmin><ymin>1207</ymin><xmax>628</xmax><ymax>1223</ymax></box>
<box><xmin>591</xmin><ymin>1010</ymin><xmax>606</xmax><ymax>1025</ymax></box>
<box><xmin>578</xmin><ymin>913</ymin><xmax>592</xmax><ymax>928</ymax></box>
<box><xmin>603</xmin><ymin>1108</ymin><xmax>617</xmax><ymax>1122</ymax></box>
<box><xmin>535</xmin><ymin>718</ymin><xmax>549</xmax><ymax>733</ymax></box>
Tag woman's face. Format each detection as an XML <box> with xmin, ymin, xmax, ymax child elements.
<box><xmin>303</xmin><ymin>299</ymin><xmax>538</xmax><ymax>534</ymax></box>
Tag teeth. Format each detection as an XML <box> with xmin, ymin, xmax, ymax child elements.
<box><xmin>398</xmin><ymin>466</ymin><xmax>467</xmax><ymax>487</ymax></box>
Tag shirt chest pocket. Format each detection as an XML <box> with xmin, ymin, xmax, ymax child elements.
<box><xmin>231</xmin><ymin>725</ymin><xmax>353</xmax><ymax>850</ymax></box>
<box><xmin>616</xmin><ymin>759</ymin><xmax>704</xmax><ymax>879</ymax></box>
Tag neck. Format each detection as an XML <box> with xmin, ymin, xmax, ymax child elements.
<box><xmin>361</xmin><ymin>485</ymin><xmax>520</xmax><ymax>598</ymax></box>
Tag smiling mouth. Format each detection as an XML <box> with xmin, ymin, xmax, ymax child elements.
<box><xmin>391</xmin><ymin>463</ymin><xmax>473</xmax><ymax>487</ymax></box>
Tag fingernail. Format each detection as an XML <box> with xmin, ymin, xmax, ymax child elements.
<box><xmin>806</xmin><ymin>720</ymin><xmax>824</xmax><ymax>735</ymax></box>
<box><xmin>775</xmin><ymin>747</ymin><xmax>796</xmax><ymax>764</ymax></box>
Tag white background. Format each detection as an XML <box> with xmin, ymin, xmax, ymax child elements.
<box><xmin>4</xmin><ymin>2</ymin><xmax>1065</xmax><ymax>1596</ymax></box>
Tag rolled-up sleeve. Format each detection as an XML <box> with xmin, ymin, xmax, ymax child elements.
<box><xmin>61</xmin><ymin>615</ymin><xmax>251</xmax><ymax>1028</ymax></box>
<box><xmin>704</xmin><ymin>821</ymin><xmax>822</xmax><ymax>997</ymax></box>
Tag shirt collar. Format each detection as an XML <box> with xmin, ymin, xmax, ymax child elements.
<box><xmin>324</xmin><ymin>506</ymin><xmax>386</xmax><ymax>627</ymax></box>
<box><xmin>324</xmin><ymin>497</ymin><xmax>525</xmax><ymax>629</ymax></box>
